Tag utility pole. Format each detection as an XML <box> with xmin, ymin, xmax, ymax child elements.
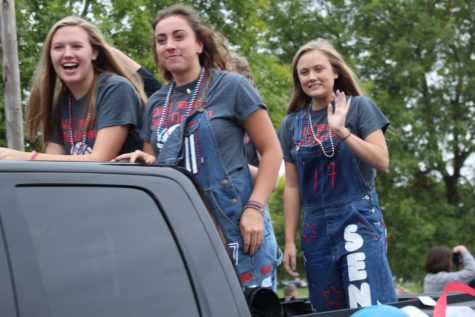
<box><xmin>1</xmin><ymin>0</ymin><xmax>24</xmax><ymax>150</ymax></box>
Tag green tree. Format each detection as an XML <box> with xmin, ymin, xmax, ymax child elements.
<box><xmin>262</xmin><ymin>0</ymin><xmax>475</xmax><ymax>281</ymax></box>
<box><xmin>352</xmin><ymin>0</ymin><xmax>475</xmax><ymax>280</ymax></box>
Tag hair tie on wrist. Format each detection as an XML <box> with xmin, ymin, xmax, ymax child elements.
<box><xmin>30</xmin><ymin>151</ymin><xmax>40</xmax><ymax>161</ymax></box>
<box><xmin>341</xmin><ymin>129</ymin><xmax>351</xmax><ymax>141</ymax></box>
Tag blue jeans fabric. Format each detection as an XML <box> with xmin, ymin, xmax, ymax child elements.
<box><xmin>158</xmin><ymin>108</ymin><xmax>281</xmax><ymax>289</ymax></box>
<box><xmin>293</xmin><ymin>110</ymin><xmax>397</xmax><ymax>311</ymax></box>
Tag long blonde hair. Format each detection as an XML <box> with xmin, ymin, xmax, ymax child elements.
<box><xmin>151</xmin><ymin>4</ymin><xmax>231</xmax><ymax>82</ymax></box>
<box><xmin>287</xmin><ymin>38</ymin><xmax>363</xmax><ymax>114</ymax></box>
<box><xmin>27</xmin><ymin>16</ymin><xmax>147</xmax><ymax>147</ymax></box>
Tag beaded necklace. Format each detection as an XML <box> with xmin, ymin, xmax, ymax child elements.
<box><xmin>68</xmin><ymin>94</ymin><xmax>91</xmax><ymax>155</ymax></box>
<box><xmin>156</xmin><ymin>67</ymin><xmax>206</xmax><ymax>149</ymax></box>
<box><xmin>307</xmin><ymin>101</ymin><xmax>335</xmax><ymax>158</ymax></box>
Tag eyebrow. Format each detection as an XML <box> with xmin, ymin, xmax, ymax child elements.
<box><xmin>51</xmin><ymin>40</ymin><xmax>84</xmax><ymax>45</ymax></box>
<box><xmin>155</xmin><ymin>29</ymin><xmax>187</xmax><ymax>37</ymax></box>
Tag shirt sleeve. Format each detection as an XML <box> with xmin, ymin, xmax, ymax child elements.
<box><xmin>230</xmin><ymin>73</ymin><xmax>267</xmax><ymax>124</ymax></box>
<box><xmin>278</xmin><ymin>114</ymin><xmax>296</xmax><ymax>164</ymax></box>
<box><xmin>95</xmin><ymin>75</ymin><xmax>142</xmax><ymax>131</ymax></box>
<box><xmin>137</xmin><ymin>67</ymin><xmax>162</xmax><ymax>97</ymax></box>
<box><xmin>47</xmin><ymin>126</ymin><xmax>63</xmax><ymax>146</ymax></box>
<box><xmin>456</xmin><ymin>250</ymin><xmax>475</xmax><ymax>282</ymax></box>
<box><xmin>353</xmin><ymin>96</ymin><xmax>390</xmax><ymax>139</ymax></box>
<box><xmin>140</xmin><ymin>95</ymin><xmax>158</xmax><ymax>143</ymax></box>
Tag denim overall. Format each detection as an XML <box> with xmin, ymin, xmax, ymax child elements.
<box><xmin>157</xmin><ymin>108</ymin><xmax>281</xmax><ymax>290</ymax></box>
<box><xmin>293</xmin><ymin>109</ymin><xmax>397</xmax><ymax>312</ymax></box>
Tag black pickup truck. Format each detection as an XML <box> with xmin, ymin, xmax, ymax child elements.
<box><xmin>0</xmin><ymin>161</ymin><xmax>263</xmax><ymax>317</ymax></box>
<box><xmin>0</xmin><ymin>162</ymin><xmax>473</xmax><ymax>317</ymax></box>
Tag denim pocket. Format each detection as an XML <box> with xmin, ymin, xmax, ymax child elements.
<box><xmin>205</xmin><ymin>185</ymin><xmax>242</xmax><ymax>231</ymax></box>
<box><xmin>349</xmin><ymin>197</ymin><xmax>384</xmax><ymax>239</ymax></box>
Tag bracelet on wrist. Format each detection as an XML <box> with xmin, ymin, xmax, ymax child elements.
<box><xmin>341</xmin><ymin>128</ymin><xmax>351</xmax><ymax>141</ymax></box>
<box><xmin>30</xmin><ymin>151</ymin><xmax>40</xmax><ymax>161</ymax></box>
<box><xmin>244</xmin><ymin>200</ymin><xmax>265</xmax><ymax>216</ymax></box>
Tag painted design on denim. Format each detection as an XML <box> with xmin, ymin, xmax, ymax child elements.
<box><xmin>344</xmin><ymin>224</ymin><xmax>372</xmax><ymax>308</ymax></box>
<box><xmin>228</xmin><ymin>242</ymin><xmax>239</xmax><ymax>266</ymax></box>
<box><xmin>260</xmin><ymin>264</ymin><xmax>273</xmax><ymax>275</ymax></box>
<box><xmin>240</xmin><ymin>272</ymin><xmax>253</xmax><ymax>284</ymax></box>
<box><xmin>302</xmin><ymin>223</ymin><xmax>317</xmax><ymax>243</ymax></box>
<box><xmin>322</xmin><ymin>285</ymin><xmax>344</xmax><ymax>307</ymax></box>
<box><xmin>314</xmin><ymin>169</ymin><xmax>318</xmax><ymax>192</ymax></box>
<box><xmin>261</xmin><ymin>276</ymin><xmax>272</xmax><ymax>288</ymax></box>
<box><xmin>304</xmin><ymin>118</ymin><xmax>341</xmax><ymax>192</ymax></box>
<box><xmin>327</xmin><ymin>162</ymin><xmax>337</xmax><ymax>188</ymax></box>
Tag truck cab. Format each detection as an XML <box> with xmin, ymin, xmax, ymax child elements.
<box><xmin>0</xmin><ymin>161</ymin><xmax>252</xmax><ymax>317</ymax></box>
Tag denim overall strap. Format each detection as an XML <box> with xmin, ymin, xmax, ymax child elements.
<box><xmin>159</xmin><ymin>108</ymin><xmax>281</xmax><ymax>290</ymax></box>
<box><xmin>293</xmin><ymin>107</ymin><xmax>397</xmax><ymax>311</ymax></box>
<box><xmin>293</xmin><ymin>110</ymin><xmax>305</xmax><ymax>144</ymax></box>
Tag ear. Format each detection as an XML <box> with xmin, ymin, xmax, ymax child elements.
<box><xmin>92</xmin><ymin>48</ymin><xmax>99</xmax><ymax>61</ymax></box>
<box><xmin>334</xmin><ymin>72</ymin><xmax>339</xmax><ymax>79</ymax></box>
<box><xmin>196</xmin><ymin>41</ymin><xmax>203</xmax><ymax>54</ymax></box>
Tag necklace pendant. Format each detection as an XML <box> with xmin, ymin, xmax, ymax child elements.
<box><xmin>186</xmin><ymin>88</ymin><xmax>192</xmax><ymax>94</ymax></box>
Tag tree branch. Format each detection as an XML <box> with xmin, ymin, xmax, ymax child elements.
<box><xmin>81</xmin><ymin>0</ymin><xmax>93</xmax><ymax>18</ymax></box>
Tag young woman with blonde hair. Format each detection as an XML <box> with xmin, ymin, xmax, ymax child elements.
<box><xmin>0</xmin><ymin>16</ymin><xmax>146</xmax><ymax>161</ymax></box>
<box><xmin>278</xmin><ymin>38</ymin><xmax>397</xmax><ymax>311</ymax></box>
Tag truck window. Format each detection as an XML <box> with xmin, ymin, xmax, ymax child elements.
<box><xmin>11</xmin><ymin>186</ymin><xmax>200</xmax><ymax>317</ymax></box>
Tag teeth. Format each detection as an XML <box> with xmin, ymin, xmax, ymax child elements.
<box><xmin>63</xmin><ymin>63</ymin><xmax>77</xmax><ymax>67</ymax></box>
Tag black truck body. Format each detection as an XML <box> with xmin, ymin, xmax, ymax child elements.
<box><xmin>0</xmin><ymin>161</ymin><xmax>473</xmax><ymax>317</ymax></box>
<box><xmin>0</xmin><ymin>161</ymin><xmax>252</xmax><ymax>317</ymax></box>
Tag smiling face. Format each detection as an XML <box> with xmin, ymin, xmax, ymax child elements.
<box><xmin>296</xmin><ymin>49</ymin><xmax>338</xmax><ymax>108</ymax></box>
<box><xmin>50</xmin><ymin>26</ymin><xmax>98</xmax><ymax>98</ymax></box>
<box><xmin>154</xmin><ymin>15</ymin><xmax>203</xmax><ymax>85</ymax></box>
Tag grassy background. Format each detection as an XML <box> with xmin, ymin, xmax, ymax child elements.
<box><xmin>276</xmin><ymin>286</ymin><xmax>309</xmax><ymax>299</ymax></box>
<box><xmin>276</xmin><ymin>281</ymin><xmax>423</xmax><ymax>299</ymax></box>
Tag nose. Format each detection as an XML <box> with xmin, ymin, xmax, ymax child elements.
<box><xmin>308</xmin><ymin>70</ymin><xmax>318</xmax><ymax>81</ymax></box>
<box><xmin>165</xmin><ymin>39</ymin><xmax>176</xmax><ymax>50</ymax></box>
<box><xmin>64</xmin><ymin>46</ymin><xmax>73</xmax><ymax>58</ymax></box>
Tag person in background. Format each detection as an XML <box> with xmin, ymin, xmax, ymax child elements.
<box><xmin>424</xmin><ymin>245</ymin><xmax>475</xmax><ymax>293</ymax></box>
<box><xmin>278</xmin><ymin>38</ymin><xmax>397</xmax><ymax>311</ymax></box>
<box><xmin>283</xmin><ymin>284</ymin><xmax>299</xmax><ymax>302</ymax></box>
<box><xmin>108</xmin><ymin>45</ymin><xmax>162</xmax><ymax>97</ymax></box>
<box><xmin>0</xmin><ymin>16</ymin><xmax>146</xmax><ymax>161</ymax></box>
<box><xmin>113</xmin><ymin>4</ymin><xmax>282</xmax><ymax>290</ymax></box>
<box><xmin>229</xmin><ymin>52</ymin><xmax>266</xmax><ymax>180</ymax></box>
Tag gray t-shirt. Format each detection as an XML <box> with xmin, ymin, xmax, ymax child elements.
<box><xmin>141</xmin><ymin>70</ymin><xmax>265</xmax><ymax>175</ymax></box>
<box><xmin>49</xmin><ymin>72</ymin><xmax>143</xmax><ymax>155</ymax></box>
<box><xmin>423</xmin><ymin>250</ymin><xmax>475</xmax><ymax>294</ymax></box>
<box><xmin>278</xmin><ymin>96</ymin><xmax>389</xmax><ymax>189</ymax></box>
